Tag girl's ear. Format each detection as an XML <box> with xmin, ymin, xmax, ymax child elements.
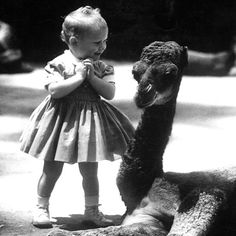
<box><xmin>69</xmin><ymin>36</ymin><xmax>78</xmax><ymax>46</ymax></box>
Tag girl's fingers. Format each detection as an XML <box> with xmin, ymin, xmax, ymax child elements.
<box><xmin>83</xmin><ymin>62</ymin><xmax>93</xmax><ymax>71</ymax></box>
<box><xmin>83</xmin><ymin>58</ymin><xmax>93</xmax><ymax>62</ymax></box>
<box><xmin>83</xmin><ymin>62</ymin><xmax>93</xmax><ymax>67</ymax></box>
<box><xmin>83</xmin><ymin>58</ymin><xmax>93</xmax><ymax>66</ymax></box>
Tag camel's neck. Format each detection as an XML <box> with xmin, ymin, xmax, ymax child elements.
<box><xmin>129</xmin><ymin>99</ymin><xmax>177</xmax><ymax>174</ymax></box>
<box><xmin>138</xmin><ymin>100</ymin><xmax>176</xmax><ymax>144</ymax></box>
<box><xmin>118</xmin><ymin>99</ymin><xmax>178</xmax><ymax>212</ymax></box>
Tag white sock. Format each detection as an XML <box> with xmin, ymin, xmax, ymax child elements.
<box><xmin>85</xmin><ymin>195</ymin><xmax>99</xmax><ymax>207</ymax></box>
<box><xmin>37</xmin><ymin>195</ymin><xmax>50</xmax><ymax>208</ymax></box>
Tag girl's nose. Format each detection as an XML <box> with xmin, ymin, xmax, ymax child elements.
<box><xmin>99</xmin><ymin>41</ymin><xmax>106</xmax><ymax>51</ymax></box>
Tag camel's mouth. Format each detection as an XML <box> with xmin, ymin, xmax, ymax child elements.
<box><xmin>133</xmin><ymin>60</ymin><xmax>181</xmax><ymax>109</ymax></box>
<box><xmin>135</xmin><ymin>83</ymin><xmax>177</xmax><ymax>108</ymax></box>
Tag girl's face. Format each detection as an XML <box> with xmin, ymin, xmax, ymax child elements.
<box><xmin>70</xmin><ymin>26</ymin><xmax>108</xmax><ymax>61</ymax></box>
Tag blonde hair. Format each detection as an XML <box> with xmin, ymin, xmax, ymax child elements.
<box><xmin>61</xmin><ymin>6</ymin><xmax>107</xmax><ymax>44</ymax></box>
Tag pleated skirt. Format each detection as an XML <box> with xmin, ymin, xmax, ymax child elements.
<box><xmin>20</xmin><ymin>89</ymin><xmax>135</xmax><ymax>163</ymax></box>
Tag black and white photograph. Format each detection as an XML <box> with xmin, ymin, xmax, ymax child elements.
<box><xmin>1</xmin><ymin>1</ymin><xmax>236</xmax><ymax>235</ymax></box>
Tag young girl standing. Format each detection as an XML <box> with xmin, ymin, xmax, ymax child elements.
<box><xmin>20</xmin><ymin>6</ymin><xmax>134</xmax><ymax>227</ymax></box>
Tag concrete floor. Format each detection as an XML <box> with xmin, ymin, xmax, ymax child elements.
<box><xmin>0</xmin><ymin>62</ymin><xmax>236</xmax><ymax>235</ymax></box>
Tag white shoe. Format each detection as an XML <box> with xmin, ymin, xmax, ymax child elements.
<box><xmin>32</xmin><ymin>205</ymin><xmax>52</xmax><ymax>227</ymax></box>
<box><xmin>84</xmin><ymin>206</ymin><xmax>114</xmax><ymax>227</ymax></box>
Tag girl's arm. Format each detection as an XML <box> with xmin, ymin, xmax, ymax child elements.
<box><xmin>47</xmin><ymin>63</ymin><xmax>87</xmax><ymax>99</ymax></box>
<box><xmin>89</xmin><ymin>75</ymin><xmax>115</xmax><ymax>100</ymax></box>
<box><xmin>84</xmin><ymin>59</ymin><xmax>115</xmax><ymax>100</ymax></box>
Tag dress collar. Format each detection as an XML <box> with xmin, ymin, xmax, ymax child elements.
<box><xmin>64</xmin><ymin>50</ymin><xmax>99</xmax><ymax>66</ymax></box>
<box><xmin>64</xmin><ymin>50</ymin><xmax>82</xmax><ymax>65</ymax></box>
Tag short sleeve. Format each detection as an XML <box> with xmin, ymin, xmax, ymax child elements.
<box><xmin>94</xmin><ymin>60</ymin><xmax>115</xmax><ymax>83</ymax></box>
<box><xmin>44</xmin><ymin>60</ymin><xmax>65</xmax><ymax>88</ymax></box>
<box><xmin>103</xmin><ymin>64</ymin><xmax>114</xmax><ymax>76</ymax></box>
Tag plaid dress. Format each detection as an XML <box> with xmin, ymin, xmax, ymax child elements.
<box><xmin>20</xmin><ymin>50</ymin><xmax>134</xmax><ymax>163</ymax></box>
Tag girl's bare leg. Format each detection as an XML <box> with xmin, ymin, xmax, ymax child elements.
<box><xmin>33</xmin><ymin>161</ymin><xmax>64</xmax><ymax>227</ymax></box>
<box><xmin>79</xmin><ymin>162</ymin><xmax>99</xmax><ymax>204</ymax></box>
<box><xmin>38</xmin><ymin>161</ymin><xmax>64</xmax><ymax>197</ymax></box>
<box><xmin>79</xmin><ymin>162</ymin><xmax>113</xmax><ymax>226</ymax></box>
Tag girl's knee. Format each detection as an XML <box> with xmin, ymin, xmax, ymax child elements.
<box><xmin>43</xmin><ymin>161</ymin><xmax>64</xmax><ymax>178</ymax></box>
<box><xmin>79</xmin><ymin>162</ymin><xmax>98</xmax><ymax>178</ymax></box>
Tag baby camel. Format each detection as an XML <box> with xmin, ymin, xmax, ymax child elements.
<box><xmin>48</xmin><ymin>41</ymin><xmax>236</xmax><ymax>236</ymax></box>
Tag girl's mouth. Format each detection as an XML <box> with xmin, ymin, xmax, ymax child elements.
<box><xmin>95</xmin><ymin>53</ymin><xmax>101</xmax><ymax>56</ymax></box>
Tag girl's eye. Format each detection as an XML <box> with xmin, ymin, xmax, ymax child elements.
<box><xmin>95</xmin><ymin>39</ymin><xmax>108</xmax><ymax>45</ymax></box>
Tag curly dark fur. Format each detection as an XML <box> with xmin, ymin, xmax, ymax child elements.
<box><xmin>48</xmin><ymin>41</ymin><xmax>236</xmax><ymax>236</ymax></box>
<box><xmin>116</xmin><ymin>41</ymin><xmax>188</xmax><ymax>213</ymax></box>
<box><xmin>140</xmin><ymin>41</ymin><xmax>188</xmax><ymax>68</ymax></box>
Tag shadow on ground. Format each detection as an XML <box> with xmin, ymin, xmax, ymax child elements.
<box><xmin>1</xmin><ymin>67</ymin><xmax>236</xmax><ymax>235</ymax></box>
<box><xmin>52</xmin><ymin>214</ymin><xmax>122</xmax><ymax>231</ymax></box>
<box><xmin>175</xmin><ymin>102</ymin><xmax>236</xmax><ymax>127</ymax></box>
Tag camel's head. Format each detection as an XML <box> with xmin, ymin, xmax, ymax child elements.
<box><xmin>132</xmin><ymin>41</ymin><xmax>188</xmax><ymax>108</ymax></box>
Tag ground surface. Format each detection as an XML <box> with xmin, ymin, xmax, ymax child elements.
<box><xmin>1</xmin><ymin>62</ymin><xmax>236</xmax><ymax>236</ymax></box>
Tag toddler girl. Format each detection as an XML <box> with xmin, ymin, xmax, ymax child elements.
<box><xmin>20</xmin><ymin>6</ymin><xmax>134</xmax><ymax>227</ymax></box>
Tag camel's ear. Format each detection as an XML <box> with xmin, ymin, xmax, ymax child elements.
<box><xmin>181</xmin><ymin>46</ymin><xmax>188</xmax><ymax>68</ymax></box>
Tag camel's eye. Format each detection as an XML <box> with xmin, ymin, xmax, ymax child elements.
<box><xmin>149</xmin><ymin>63</ymin><xmax>178</xmax><ymax>92</ymax></box>
<box><xmin>132</xmin><ymin>61</ymin><xmax>148</xmax><ymax>82</ymax></box>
